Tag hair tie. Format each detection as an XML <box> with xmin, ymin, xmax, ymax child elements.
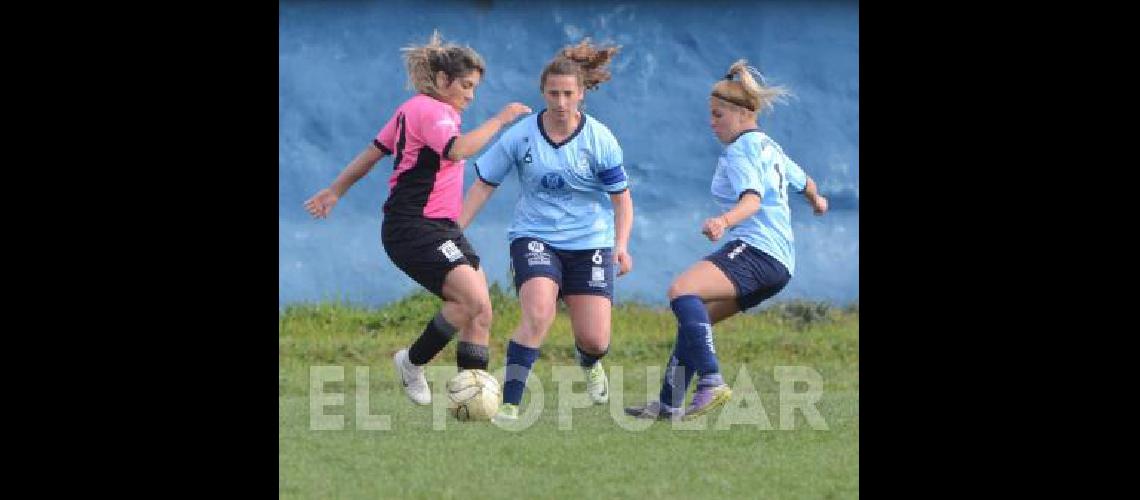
<box><xmin>724</xmin><ymin>73</ymin><xmax>733</xmax><ymax>81</ymax></box>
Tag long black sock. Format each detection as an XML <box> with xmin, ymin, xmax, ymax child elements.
<box><xmin>456</xmin><ymin>341</ymin><xmax>489</xmax><ymax>370</ymax></box>
<box><xmin>407</xmin><ymin>312</ymin><xmax>457</xmax><ymax>366</ymax></box>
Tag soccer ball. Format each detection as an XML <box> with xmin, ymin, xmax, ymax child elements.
<box><xmin>446</xmin><ymin>369</ymin><xmax>501</xmax><ymax>421</ymax></box>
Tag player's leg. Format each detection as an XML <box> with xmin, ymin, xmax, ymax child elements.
<box><xmin>668</xmin><ymin>259</ymin><xmax>736</xmax><ymax>419</ymax></box>
<box><xmin>564</xmin><ymin>295</ymin><xmax>612</xmax><ymax>404</ymax></box>
<box><xmin>386</xmin><ymin>219</ymin><xmax>488</xmax><ymax>405</ymax></box>
<box><xmin>626</xmin><ymin>241</ymin><xmax>740</xmax><ymax>419</ymax></box>
<box><xmin>562</xmin><ymin>247</ymin><xmax>617</xmax><ymax>405</ymax></box>
<box><xmin>704</xmin><ymin>298</ymin><xmax>741</xmax><ymax>325</ymax></box>
<box><xmin>497</xmin><ymin>238</ymin><xmax>562</xmax><ymax>421</ymax></box>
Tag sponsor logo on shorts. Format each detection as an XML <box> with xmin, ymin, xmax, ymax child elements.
<box><xmin>727</xmin><ymin>243</ymin><xmax>747</xmax><ymax>260</ymax></box>
<box><xmin>525</xmin><ymin>240</ymin><xmax>550</xmax><ymax>266</ymax></box>
<box><xmin>439</xmin><ymin>240</ymin><xmax>463</xmax><ymax>262</ymax></box>
<box><xmin>591</xmin><ymin>249</ymin><xmax>603</xmax><ymax>265</ymax></box>
<box><xmin>528</xmin><ymin>255</ymin><xmax>551</xmax><ymax>266</ymax></box>
<box><xmin>590</xmin><ymin>266</ymin><xmax>606</xmax><ymax>287</ymax></box>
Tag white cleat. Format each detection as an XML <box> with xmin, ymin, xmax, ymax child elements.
<box><xmin>492</xmin><ymin>403</ymin><xmax>520</xmax><ymax>424</ymax></box>
<box><xmin>583</xmin><ymin>361</ymin><xmax>609</xmax><ymax>404</ymax></box>
<box><xmin>393</xmin><ymin>348</ymin><xmax>431</xmax><ymax>405</ymax></box>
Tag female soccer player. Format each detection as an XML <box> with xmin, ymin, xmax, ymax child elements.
<box><xmin>625</xmin><ymin>59</ymin><xmax>829</xmax><ymax>420</ymax></box>
<box><xmin>458</xmin><ymin>40</ymin><xmax>633</xmax><ymax>421</ymax></box>
<box><xmin>303</xmin><ymin>31</ymin><xmax>531</xmax><ymax>405</ymax></box>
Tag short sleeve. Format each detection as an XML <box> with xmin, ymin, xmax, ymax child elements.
<box><xmin>782</xmin><ymin>156</ymin><xmax>808</xmax><ymax>193</ymax></box>
<box><xmin>416</xmin><ymin>104</ymin><xmax>460</xmax><ymax>158</ymax></box>
<box><xmin>373</xmin><ymin>112</ymin><xmax>398</xmax><ymax>155</ymax></box>
<box><xmin>593</xmin><ymin>130</ymin><xmax>628</xmax><ymax>194</ymax></box>
<box><xmin>724</xmin><ymin>144</ymin><xmax>763</xmax><ymax>200</ymax></box>
<box><xmin>473</xmin><ymin>128</ymin><xmax>519</xmax><ymax>186</ymax></box>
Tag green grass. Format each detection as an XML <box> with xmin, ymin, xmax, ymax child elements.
<box><xmin>279</xmin><ymin>286</ymin><xmax>859</xmax><ymax>499</ymax></box>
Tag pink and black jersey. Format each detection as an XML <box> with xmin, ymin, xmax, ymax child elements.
<box><xmin>373</xmin><ymin>94</ymin><xmax>465</xmax><ymax>221</ymax></box>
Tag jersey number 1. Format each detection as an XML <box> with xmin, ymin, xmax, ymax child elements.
<box><xmin>774</xmin><ymin>163</ymin><xmax>788</xmax><ymax>202</ymax></box>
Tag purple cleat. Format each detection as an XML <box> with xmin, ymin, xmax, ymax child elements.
<box><xmin>684</xmin><ymin>384</ymin><xmax>733</xmax><ymax>420</ymax></box>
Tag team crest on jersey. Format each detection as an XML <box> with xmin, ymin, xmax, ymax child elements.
<box><xmin>570</xmin><ymin>148</ymin><xmax>593</xmax><ymax>179</ymax></box>
<box><xmin>523</xmin><ymin>147</ymin><xmax>533</xmax><ymax>164</ymax></box>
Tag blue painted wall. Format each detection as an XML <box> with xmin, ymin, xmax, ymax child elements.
<box><xmin>280</xmin><ymin>0</ymin><xmax>858</xmax><ymax>307</ymax></box>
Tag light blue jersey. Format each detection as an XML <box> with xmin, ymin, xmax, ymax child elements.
<box><xmin>475</xmin><ymin>110</ymin><xmax>628</xmax><ymax>250</ymax></box>
<box><xmin>711</xmin><ymin>130</ymin><xmax>808</xmax><ymax>274</ymax></box>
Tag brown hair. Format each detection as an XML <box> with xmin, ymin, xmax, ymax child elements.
<box><xmin>710</xmin><ymin>59</ymin><xmax>791</xmax><ymax>114</ymax></box>
<box><xmin>540</xmin><ymin>39</ymin><xmax>620</xmax><ymax>91</ymax></box>
<box><xmin>401</xmin><ymin>30</ymin><xmax>486</xmax><ymax>96</ymax></box>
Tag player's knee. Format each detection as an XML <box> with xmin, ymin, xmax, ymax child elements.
<box><xmin>523</xmin><ymin>300</ymin><xmax>556</xmax><ymax>326</ymax></box>
<box><xmin>519</xmin><ymin>301</ymin><xmax>555</xmax><ymax>338</ymax></box>
<box><xmin>667</xmin><ymin>280</ymin><xmax>693</xmax><ymax>301</ymax></box>
<box><xmin>467</xmin><ymin>297</ymin><xmax>492</xmax><ymax>329</ymax></box>
<box><xmin>441</xmin><ymin>300</ymin><xmax>468</xmax><ymax>324</ymax></box>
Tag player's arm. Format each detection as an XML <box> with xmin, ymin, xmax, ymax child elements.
<box><xmin>446</xmin><ymin>103</ymin><xmax>532</xmax><ymax>160</ymax></box>
<box><xmin>702</xmin><ymin>192</ymin><xmax>761</xmax><ymax>241</ymax></box>
<box><xmin>459</xmin><ymin>179</ymin><xmax>496</xmax><ymax>231</ymax></box>
<box><xmin>304</xmin><ymin>143</ymin><xmax>386</xmax><ymax>219</ymax></box>
<box><xmin>801</xmin><ymin>177</ymin><xmax>828</xmax><ymax>215</ymax></box>
<box><xmin>784</xmin><ymin>157</ymin><xmax>827</xmax><ymax>216</ymax></box>
<box><xmin>330</xmin><ymin>143</ymin><xmax>386</xmax><ymax>197</ymax></box>
<box><xmin>719</xmin><ymin>192</ymin><xmax>761</xmax><ymax>227</ymax></box>
<box><xmin>702</xmin><ymin>146</ymin><xmax>763</xmax><ymax>240</ymax></box>
<box><xmin>610</xmin><ymin>189</ymin><xmax>633</xmax><ymax>276</ymax></box>
<box><xmin>460</xmin><ymin>128</ymin><xmax>518</xmax><ymax>230</ymax></box>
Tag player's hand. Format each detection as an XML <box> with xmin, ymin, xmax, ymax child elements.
<box><xmin>811</xmin><ymin>195</ymin><xmax>829</xmax><ymax>216</ymax></box>
<box><xmin>701</xmin><ymin>216</ymin><xmax>728</xmax><ymax>241</ymax></box>
<box><xmin>304</xmin><ymin>188</ymin><xmax>339</xmax><ymax>219</ymax></box>
<box><xmin>495</xmin><ymin>102</ymin><xmax>532</xmax><ymax>125</ymax></box>
<box><xmin>614</xmin><ymin>247</ymin><xmax>633</xmax><ymax>277</ymax></box>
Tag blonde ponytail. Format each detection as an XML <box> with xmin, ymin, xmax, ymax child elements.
<box><xmin>401</xmin><ymin>30</ymin><xmax>486</xmax><ymax>96</ymax></box>
<box><xmin>712</xmin><ymin>59</ymin><xmax>791</xmax><ymax>114</ymax></box>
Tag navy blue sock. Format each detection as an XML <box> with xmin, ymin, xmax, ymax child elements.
<box><xmin>697</xmin><ymin>373</ymin><xmax>725</xmax><ymax>389</ymax></box>
<box><xmin>503</xmin><ymin>340</ymin><xmax>540</xmax><ymax>405</ymax></box>
<box><xmin>658</xmin><ymin>330</ymin><xmax>694</xmax><ymax>409</ymax></box>
<box><xmin>575</xmin><ymin>342</ymin><xmax>607</xmax><ymax>368</ymax></box>
<box><xmin>671</xmin><ymin>295</ymin><xmax>720</xmax><ymax>377</ymax></box>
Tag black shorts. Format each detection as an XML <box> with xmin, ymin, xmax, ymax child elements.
<box><xmin>381</xmin><ymin>215</ymin><xmax>480</xmax><ymax>299</ymax></box>
<box><xmin>703</xmin><ymin>239</ymin><xmax>790</xmax><ymax>311</ymax></box>
<box><xmin>509</xmin><ymin>237</ymin><xmax>615</xmax><ymax>300</ymax></box>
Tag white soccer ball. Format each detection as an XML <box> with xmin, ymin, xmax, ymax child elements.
<box><xmin>446</xmin><ymin>369</ymin><xmax>501</xmax><ymax>421</ymax></box>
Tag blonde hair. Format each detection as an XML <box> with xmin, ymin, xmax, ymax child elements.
<box><xmin>540</xmin><ymin>39</ymin><xmax>620</xmax><ymax>91</ymax></box>
<box><xmin>401</xmin><ymin>30</ymin><xmax>486</xmax><ymax>96</ymax></box>
<box><xmin>710</xmin><ymin>59</ymin><xmax>790</xmax><ymax>114</ymax></box>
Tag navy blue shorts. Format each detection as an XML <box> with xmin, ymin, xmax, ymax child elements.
<box><xmin>703</xmin><ymin>240</ymin><xmax>790</xmax><ymax>311</ymax></box>
<box><xmin>509</xmin><ymin>237</ymin><xmax>615</xmax><ymax>300</ymax></box>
